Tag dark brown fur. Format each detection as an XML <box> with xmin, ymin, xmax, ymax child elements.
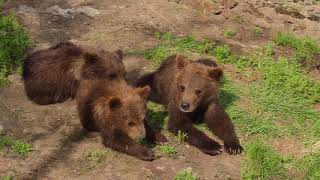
<box><xmin>134</xmin><ymin>55</ymin><xmax>243</xmax><ymax>155</ymax></box>
<box><xmin>76</xmin><ymin>79</ymin><xmax>167</xmax><ymax>161</ymax></box>
<box><xmin>23</xmin><ymin>42</ymin><xmax>125</xmax><ymax>105</ymax></box>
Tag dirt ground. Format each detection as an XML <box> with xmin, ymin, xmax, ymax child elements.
<box><xmin>0</xmin><ymin>0</ymin><xmax>319</xmax><ymax>179</ymax></box>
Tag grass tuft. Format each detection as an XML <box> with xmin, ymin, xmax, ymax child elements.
<box><xmin>159</xmin><ymin>144</ymin><xmax>177</xmax><ymax>155</ymax></box>
<box><xmin>0</xmin><ymin>136</ymin><xmax>32</xmax><ymax>155</ymax></box>
<box><xmin>241</xmin><ymin>140</ymin><xmax>286</xmax><ymax>179</ymax></box>
<box><xmin>296</xmin><ymin>151</ymin><xmax>320</xmax><ymax>179</ymax></box>
<box><xmin>252</xmin><ymin>26</ymin><xmax>263</xmax><ymax>37</ymax></box>
<box><xmin>224</xmin><ymin>28</ymin><xmax>237</xmax><ymax>38</ymax></box>
<box><xmin>0</xmin><ymin>12</ymin><xmax>31</xmax><ymax>85</ymax></box>
<box><xmin>174</xmin><ymin>169</ymin><xmax>198</xmax><ymax>180</ymax></box>
<box><xmin>83</xmin><ymin>149</ymin><xmax>110</xmax><ymax>163</ymax></box>
<box><xmin>177</xmin><ymin>130</ymin><xmax>187</xmax><ymax>144</ymax></box>
<box><xmin>274</xmin><ymin>32</ymin><xmax>320</xmax><ymax>66</ymax></box>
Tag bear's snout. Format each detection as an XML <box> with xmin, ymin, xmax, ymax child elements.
<box><xmin>180</xmin><ymin>102</ymin><xmax>193</xmax><ymax>112</ymax></box>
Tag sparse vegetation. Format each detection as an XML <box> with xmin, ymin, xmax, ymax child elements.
<box><xmin>177</xmin><ymin>130</ymin><xmax>187</xmax><ymax>144</ymax></box>
<box><xmin>274</xmin><ymin>32</ymin><xmax>320</xmax><ymax>66</ymax></box>
<box><xmin>0</xmin><ymin>137</ymin><xmax>32</xmax><ymax>155</ymax></box>
<box><xmin>174</xmin><ymin>169</ymin><xmax>198</xmax><ymax>180</ymax></box>
<box><xmin>159</xmin><ymin>144</ymin><xmax>177</xmax><ymax>155</ymax></box>
<box><xmin>296</xmin><ymin>151</ymin><xmax>320</xmax><ymax>179</ymax></box>
<box><xmin>252</xmin><ymin>26</ymin><xmax>263</xmax><ymax>37</ymax></box>
<box><xmin>83</xmin><ymin>149</ymin><xmax>110</xmax><ymax>163</ymax></box>
<box><xmin>0</xmin><ymin>8</ymin><xmax>31</xmax><ymax>85</ymax></box>
<box><xmin>224</xmin><ymin>28</ymin><xmax>237</xmax><ymax>38</ymax></box>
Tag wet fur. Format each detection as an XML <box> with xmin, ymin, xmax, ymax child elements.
<box><xmin>134</xmin><ymin>55</ymin><xmax>243</xmax><ymax>155</ymax></box>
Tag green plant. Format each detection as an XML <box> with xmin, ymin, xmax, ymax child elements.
<box><xmin>159</xmin><ymin>144</ymin><xmax>177</xmax><ymax>155</ymax></box>
<box><xmin>174</xmin><ymin>169</ymin><xmax>198</xmax><ymax>180</ymax></box>
<box><xmin>0</xmin><ymin>13</ymin><xmax>31</xmax><ymax>85</ymax></box>
<box><xmin>241</xmin><ymin>140</ymin><xmax>286</xmax><ymax>179</ymax></box>
<box><xmin>0</xmin><ymin>137</ymin><xmax>31</xmax><ymax>155</ymax></box>
<box><xmin>235</xmin><ymin>15</ymin><xmax>245</xmax><ymax>24</ymax></box>
<box><xmin>252</xmin><ymin>26</ymin><xmax>263</xmax><ymax>37</ymax></box>
<box><xmin>274</xmin><ymin>32</ymin><xmax>320</xmax><ymax>66</ymax></box>
<box><xmin>296</xmin><ymin>152</ymin><xmax>320</xmax><ymax>179</ymax></box>
<box><xmin>177</xmin><ymin>130</ymin><xmax>187</xmax><ymax>144</ymax></box>
<box><xmin>1</xmin><ymin>176</ymin><xmax>11</xmax><ymax>180</ymax></box>
<box><xmin>212</xmin><ymin>45</ymin><xmax>232</xmax><ymax>60</ymax></box>
<box><xmin>224</xmin><ymin>28</ymin><xmax>237</xmax><ymax>38</ymax></box>
<box><xmin>147</xmin><ymin>102</ymin><xmax>168</xmax><ymax>129</ymax></box>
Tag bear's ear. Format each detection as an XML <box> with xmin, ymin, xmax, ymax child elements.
<box><xmin>135</xmin><ymin>86</ymin><xmax>150</xmax><ymax>100</ymax></box>
<box><xmin>108</xmin><ymin>97</ymin><xmax>122</xmax><ymax>109</ymax></box>
<box><xmin>114</xmin><ymin>49</ymin><xmax>124</xmax><ymax>61</ymax></box>
<box><xmin>84</xmin><ymin>52</ymin><xmax>99</xmax><ymax>64</ymax></box>
<box><xmin>208</xmin><ymin>67</ymin><xmax>223</xmax><ymax>80</ymax></box>
<box><xmin>176</xmin><ymin>55</ymin><xmax>189</xmax><ymax>69</ymax></box>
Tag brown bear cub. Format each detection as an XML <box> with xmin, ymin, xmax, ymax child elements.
<box><xmin>76</xmin><ymin>79</ymin><xmax>166</xmax><ymax>161</ymax></box>
<box><xmin>134</xmin><ymin>55</ymin><xmax>243</xmax><ymax>155</ymax></box>
<box><xmin>23</xmin><ymin>42</ymin><xmax>125</xmax><ymax>105</ymax></box>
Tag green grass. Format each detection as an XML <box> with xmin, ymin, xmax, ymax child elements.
<box><xmin>147</xmin><ymin>102</ymin><xmax>168</xmax><ymax>129</ymax></box>
<box><xmin>1</xmin><ymin>176</ymin><xmax>11</xmax><ymax>180</ymax></box>
<box><xmin>241</xmin><ymin>140</ymin><xmax>286</xmax><ymax>179</ymax></box>
<box><xmin>177</xmin><ymin>130</ymin><xmax>187</xmax><ymax>144</ymax></box>
<box><xmin>159</xmin><ymin>144</ymin><xmax>177</xmax><ymax>155</ymax></box>
<box><xmin>0</xmin><ymin>136</ymin><xmax>32</xmax><ymax>155</ymax></box>
<box><xmin>252</xmin><ymin>26</ymin><xmax>263</xmax><ymax>37</ymax></box>
<box><xmin>174</xmin><ymin>169</ymin><xmax>198</xmax><ymax>180</ymax></box>
<box><xmin>274</xmin><ymin>32</ymin><xmax>320</xmax><ymax>66</ymax></box>
<box><xmin>134</xmin><ymin>32</ymin><xmax>320</xmax><ymax>179</ymax></box>
<box><xmin>296</xmin><ymin>152</ymin><xmax>320</xmax><ymax>179</ymax></box>
<box><xmin>0</xmin><ymin>9</ymin><xmax>31</xmax><ymax>85</ymax></box>
<box><xmin>224</xmin><ymin>28</ymin><xmax>237</xmax><ymax>38</ymax></box>
<box><xmin>140</xmin><ymin>32</ymin><xmax>214</xmax><ymax>67</ymax></box>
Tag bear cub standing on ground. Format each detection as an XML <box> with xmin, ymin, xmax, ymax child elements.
<box><xmin>23</xmin><ymin>42</ymin><xmax>125</xmax><ymax>105</ymax></box>
<box><xmin>134</xmin><ymin>55</ymin><xmax>243</xmax><ymax>155</ymax></box>
<box><xmin>76</xmin><ymin>79</ymin><xmax>167</xmax><ymax>161</ymax></box>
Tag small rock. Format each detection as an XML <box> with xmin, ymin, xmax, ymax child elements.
<box><xmin>46</xmin><ymin>5</ymin><xmax>100</xmax><ymax>18</ymax></box>
<box><xmin>257</xmin><ymin>7</ymin><xmax>278</xmax><ymax>19</ymax></box>
<box><xmin>156</xmin><ymin>166</ymin><xmax>165</xmax><ymax>171</ymax></box>
<box><xmin>252</xmin><ymin>17</ymin><xmax>271</xmax><ymax>29</ymax></box>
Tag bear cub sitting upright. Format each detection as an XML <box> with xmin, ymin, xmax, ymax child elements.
<box><xmin>134</xmin><ymin>55</ymin><xmax>243</xmax><ymax>155</ymax></box>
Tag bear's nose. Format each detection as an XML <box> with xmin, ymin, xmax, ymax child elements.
<box><xmin>181</xmin><ymin>102</ymin><xmax>190</xmax><ymax>110</ymax></box>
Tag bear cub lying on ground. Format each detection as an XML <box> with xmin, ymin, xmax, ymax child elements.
<box><xmin>77</xmin><ymin>79</ymin><xmax>166</xmax><ymax>160</ymax></box>
<box><xmin>134</xmin><ymin>55</ymin><xmax>243</xmax><ymax>155</ymax></box>
<box><xmin>23</xmin><ymin>42</ymin><xmax>125</xmax><ymax>105</ymax></box>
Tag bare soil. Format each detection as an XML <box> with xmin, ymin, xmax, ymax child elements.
<box><xmin>1</xmin><ymin>0</ymin><xmax>319</xmax><ymax>179</ymax></box>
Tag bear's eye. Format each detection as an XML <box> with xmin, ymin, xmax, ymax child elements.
<box><xmin>179</xmin><ymin>85</ymin><xmax>185</xmax><ymax>92</ymax></box>
<box><xmin>195</xmin><ymin>89</ymin><xmax>202</xmax><ymax>95</ymax></box>
<box><xmin>128</xmin><ymin>122</ymin><xmax>136</xmax><ymax>127</ymax></box>
<box><xmin>109</xmin><ymin>73</ymin><xmax>117</xmax><ymax>79</ymax></box>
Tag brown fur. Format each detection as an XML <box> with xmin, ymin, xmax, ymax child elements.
<box><xmin>23</xmin><ymin>42</ymin><xmax>125</xmax><ymax>105</ymax></box>
<box><xmin>134</xmin><ymin>55</ymin><xmax>243</xmax><ymax>155</ymax></box>
<box><xmin>76</xmin><ymin>79</ymin><xmax>167</xmax><ymax>161</ymax></box>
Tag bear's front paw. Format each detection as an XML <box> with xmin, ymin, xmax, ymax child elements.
<box><xmin>224</xmin><ymin>143</ymin><xmax>243</xmax><ymax>155</ymax></box>
<box><xmin>201</xmin><ymin>142</ymin><xmax>223</xmax><ymax>156</ymax></box>
<box><xmin>137</xmin><ymin>148</ymin><xmax>155</xmax><ymax>161</ymax></box>
<box><xmin>154</xmin><ymin>133</ymin><xmax>168</xmax><ymax>144</ymax></box>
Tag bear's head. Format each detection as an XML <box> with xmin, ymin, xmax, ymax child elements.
<box><xmin>94</xmin><ymin>85</ymin><xmax>151</xmax><ymax>140</ymax></box>
<box><xmin>175</xmin><ymin>55</ymin><xmax>223</xmax><ymax>113</ymax></box>
<box><xmin>82</xmin><ymin>49</ymin><xmax>126</xmax><ymax>81</ymax></box>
